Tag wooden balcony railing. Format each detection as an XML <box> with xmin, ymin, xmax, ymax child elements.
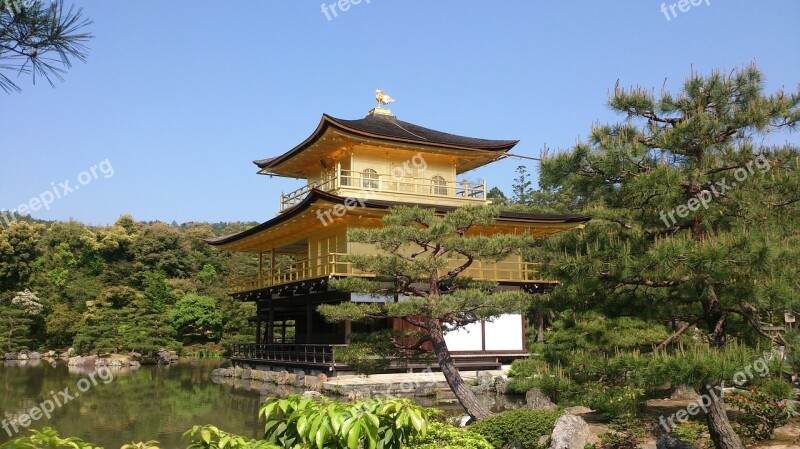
<box><xmin>231</xmin><ymin>343</ymin><xmax>346</xmax><ymax>366</ymax></box>
<box><xmin>279</xmin><ymin>167</ymin><xmax>486</xmax><ymax>212</ymax></box>
<box><xmin>229</xmin><ymin>252</ymin><xmax>545</xmax><ymax>294</ymax></box>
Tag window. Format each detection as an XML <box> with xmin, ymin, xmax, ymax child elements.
<box><xmin>362</xmin><ymin>168</ymin><xmax>379</xmax><ymax>189</ymax></box>
<box><xmin>431</xmin><ymin>176</ymin><xmax>447</xmax><ymax>195</ymax></box>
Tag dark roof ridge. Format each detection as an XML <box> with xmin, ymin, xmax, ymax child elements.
<box><xmin>255</xmin><ymin>114</ymin><xmax>519</xmax><ymax>170</ymax></box>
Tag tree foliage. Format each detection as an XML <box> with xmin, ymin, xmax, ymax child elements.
<box><xmin>537</xmin><ymin>65</ymin><xmax>800</xmax><ymax>348</ymax></box>
<box><xmin>0</xmin><ymin>0</ymin><xmax>92</xmax><ymax>92</ymax></box>
<box><xmin>170</xmin><ymin>294</ymin><xmax>223</xmax><ymax>343</ymax></box>
<box><xmin>0</xmin><ymin>215</ymin><xmax>258</xmax><ymax>354</ymax></box>
<box><xmin>318</xmin><ymin>205</ymin><xmax>542</xmax><ymax>419</ymax></box>
<box><xmin>515</xmin><ymin>65</ymin><xmax>800</xmax><ymax>449</ymax></box>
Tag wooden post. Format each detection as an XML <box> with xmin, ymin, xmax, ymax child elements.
<box><xmin>256</xmin><ymin>319</ymin><xmax>262</xmax><ymax>345</ymax></box>
<box><xmin>258</xmin><ymin>253</ymin><xmax>263</xmax><ymax>287</ymax></box>
<box><xmin>481</xmin><ymin>320</ymin><xmax>486</xmax><ymax>351</ymax></box>
<box><xmin>344</xmin><ymin>320</ymin><xmax>352</xmax><ymax>344</ymax></box>
<box><xmin>306</xmin><ymin>296</ymin><xmax>312</xmax><ymax>344</ymax></box>
<box><xmin>270</xmin><ymin>249</ymin><xmax>275</xmax><ymax>285</ymax></box>
<box><xmin>268</xmin><ymin>304</ymin><xmax>275</xmax><ymax>344</ymax></box>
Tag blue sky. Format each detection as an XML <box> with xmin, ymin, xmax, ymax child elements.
<box><xmin>1</xmin><ymin>0</ymin><xmax>799</xmax><ymax>225</ymax></box>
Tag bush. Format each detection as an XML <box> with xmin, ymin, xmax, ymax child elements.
<box><xmin>670</xmin><ymin>420</ymin><xmax>710</xmax><ymax>449</ymax></box>
<box><xmin>727</xmin><ymin>386</ymin><xmax>794</xmax><ymax>443</ymax></box>
<box><xmin>0</xmin><ymin>428</ymin><xmax>100</xmax><ymax>449</ymax></box>
<box><xmin>469</xmin><ymin>409</ymin><xmax>562</xmax><ymax>449</ymax></box>
<box><xmin>580</xmin><ymin>384</ymin><xmax>644</xmax><ymax>419</ymax></box>
<box><xmin>260</xmin><ymin>395</ymin><xmax>431</xmax><ymax>449</ymax></box>
<box><xmin>184</xmin><ymin>425</ymin><xmax>279</xmax><ymax>449</ymax></box>
<box><xmin>506</xmin><ymin>362</ymin><xmax>576</xmax><ymax>404</ymax></box>
<box><xmin>599</xmin><ymin>415</ymin><xmax>645</xmax><ymax>449</ymax></box>
<box><xmin>757</xmin><ymin>377</ymin><xmax>795</xmax><ymax>401</ymax></box>
<box><xmin>508</xmin><ymin>358</ymin><xmax>548</xmax><ymax>378</ymax></box>
<box><xmin>411</xmin><ymin>422</ymin><xmax>493</xmax><ymax>449</ymax></box>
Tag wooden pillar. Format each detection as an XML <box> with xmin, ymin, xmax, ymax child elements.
<box><xmin>481</xmin><ymin>320</ymin><xmax>486</xmax><ymax>351</ymax></box>
<box><xmin>256</xmin><ymin>319</ymin><xmax>262</xmax><ymax>345</ymax></box>
<box><xmin>258</xmin><ymin>252</ymin><xmax>263</xmax><ymax>286</ymax></box>
<box><xmin>268</xmin><ymin>304</ymin><xmax>275</xmax><ymax>344</ymax></box>
<box><xmin>344</xmin><ymin>320</ymin><xmax>352</xmax><ymax>344</ymax></box>
<box><xmin>306</xmin><ymin>296</ymin><xmax>312</xmax><ymax>344</ymax></box>
<box><xmin>270</xmin><ymin>249</ymin><xmax>275</xmax><ymax>284</ymax></box>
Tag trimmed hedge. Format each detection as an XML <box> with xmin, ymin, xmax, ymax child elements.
<box><xmin>412</xmin><ymin>422</ymin><xmax>494</xmax><ymax>449</ymax></box>
<box><xmin>469</xmin><ymin>409</ymin><xmax>562</xmax><ymax>449</ymax></box>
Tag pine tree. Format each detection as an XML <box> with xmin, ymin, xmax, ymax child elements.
<box><xmin>0</xmin><ymin>289</ymin><xmax>43</xmax><ymax>352</ymax></box>
<box><xmin>537</xmin><ymin>65</ymin><xmax>800</xmax><ymax>449</ymax></box>
<box><xmin>0</xmin><ymin>0</ymin><xmax>92</xmax><ymax>92</ymax></box>
<box><xmin>318</xmin><ymin>205</ymin><xmax>542</xmax><ymax>420</ymax></box>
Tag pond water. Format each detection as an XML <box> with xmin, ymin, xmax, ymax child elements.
<box><xmin>0</xmin><ymin>359</ymin><xmax>524</xmax><ymax>448</ymax></box>
<box><xmin>1</xmin><ymin>359</ymin><xmax>263</xmax><ymax>448</ymax></box>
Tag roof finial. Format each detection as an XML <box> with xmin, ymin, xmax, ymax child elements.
<box><xmin>375</xmin><ymin>89</ymin><xmax>394</xmax><ymax>107</ymax></box>
<box><xmin>369</xmin><ymin>89</ymin><xmax>395</xmax><ymax>116</ymax></box>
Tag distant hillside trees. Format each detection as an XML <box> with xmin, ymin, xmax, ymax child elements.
<box><xmin>0</xmin><ymin>215</ymin><xmax>259</xmax><ymax>355</ymax></box>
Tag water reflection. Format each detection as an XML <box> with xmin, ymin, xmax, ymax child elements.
<box><xmin>0</xmin><ymin>359</ymin><xmax>263</xmax><ymax>449</ymax></box>
<box><xmin>1</xmin><ymin>360</ymin><xmax>524</xmax><ymax>449</ymax></box>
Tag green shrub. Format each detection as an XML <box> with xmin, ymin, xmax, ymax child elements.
<box><xmin>670</xmin><ymin>420</ymin><xmax>710</xmax><ymax>449</ymax></box>
<box><xmin>260</xmin><ymin>395</ymin><xmax>430</xmax><ymax>449</ymax></box>
<box><xmin>183</xmin><ymin>425</ymin><xmax>278</xmax><ymax>449</ymax></box>
<box><xmin>506</xmin><ymin>362</ymin><xmax>576</xmax><ymax>404</ymax></box>
<box><xmin>580</xmin><ymin>384</ymin><xmax>644</xmax><ymax>419</ymax></box>
<box><xmin>469</xmin><ymin>409</ymin><xmax>562</xmax><ymax>449</ymax></box>
<box><xmin>728</xmin><ymin>386</ymin><xmax>794</xmax><ymax>443</ymax></box>
<box><xmin>508</xmin><ymin>358</ymin><xmax>548</xmax><ymax>378</ymax></box>
<box><xmin>411</xmin><ymin>422</ymin><xmax>493</xmax><ymax>449</ymax></box>
<box><xmin>756</xmin><ymin>377</ymin><xmax>795</xmax><ymax>401</ymax></box>
<box><xmin>599</xmin><ymin>415</ymin><xmax>645</xmax><ymax>449</ymax></box>
<box><xmin>0</xmin><ymin>428</ymin><xmax>101</xmax><ymax>449</ymax></box>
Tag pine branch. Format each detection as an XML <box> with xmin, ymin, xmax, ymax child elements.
<box><xmin>399</xmin><ymin>315</ymin><xmax>427</xmax><ymax>329</ymax></box>
<box><xmin>654</xmin><ymin>318</ymin><xmax>697</xmax><ymax>352</ymax></box>
<box><xmin>722</xmin><ymin>304</ymin><xmax>787</xmax><ymax>346</ymax></box>
<box><xmin>603</xmin><ymin>274</ymin><xmax>691</xmax><ymax>289</ymax></box>
<box><xmin>648</xmin><ymin>222</ymin><xmax>691</xmax><ymax>238</ymax></box>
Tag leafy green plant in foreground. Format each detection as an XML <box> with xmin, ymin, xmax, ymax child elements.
<box><xmin>259</xmin><ymin>395</ymin><xmax>430</xmax><ymax>449</ymax></box>
<box><xmin>183</xmin><ymin>425</ymin><xmax>279</xmax><ymax>449</ymax></box>
<box><xmin>0</xmin><ymin>427</ymin><xmax>101</xmax><ymax>449</ymax></box>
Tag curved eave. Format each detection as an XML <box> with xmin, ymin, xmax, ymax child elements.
<box><xmin>254</xmin><ymin>114</ymin><xmax>519</xmax><ymax>172</ymax></box>
<box><xmin>205</xmin><ymin>189</ymin><xmax>590</xmax><ymax>248</ymax></box>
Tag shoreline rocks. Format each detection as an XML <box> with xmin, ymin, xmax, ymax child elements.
<box><xmin>211</xmin><ymin>367</ymin><xmax>328</xmax><ymax>392</ymax></box>
<box><xmin>526</xmin><ymin>388</ymin><xmax>557</xmax><ymax>410</ymax></box>
<box><xmin>548</xmin><ymin>414</ymin><xmax>590</xmax><ymax>449</ymax></box>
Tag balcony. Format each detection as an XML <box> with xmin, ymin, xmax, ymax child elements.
<box><xmin>229</xmin><ymin>252</ymin><xmax>545</xmax><ymax>294</ymax></box>
<box><xmin>280</xmin><ymin>167</ymin><xmax>487</xmax><ymax>212</ymax></box>
<box><xmin>231</xmin><ymin>343</ymin><xmax>345</xmax><ymax>368</ymax></box>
